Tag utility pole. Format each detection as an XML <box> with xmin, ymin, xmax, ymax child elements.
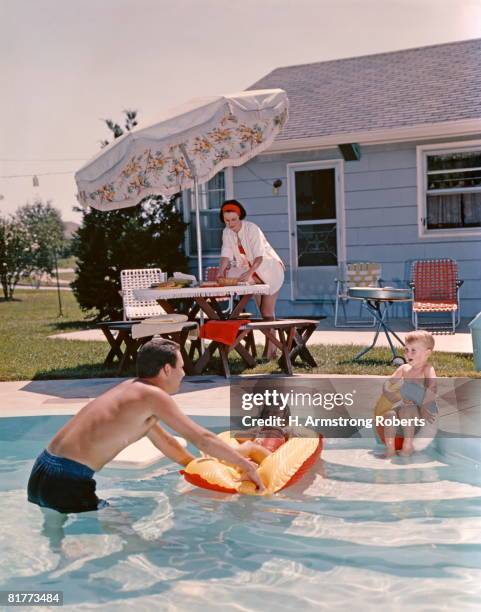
<box><xmin>53</xmin><ymin>248</ymin><xmax>63</xmax><ymax>317</ymax></box>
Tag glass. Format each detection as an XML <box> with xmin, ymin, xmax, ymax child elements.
<box><xmin>206</xmin><ymin>172</ymin><xmax>225</xmax><ymax>209</ymax></box>
<box><xmin>295</xmin><ymin>169</ymin><xmax>336</xmax><ymax>221</ymax></box>
<box><xmin>427</xmin><ymin>151</ymin><xmax>481</xmax><ymax>172</ymax></box>
<box><xmin>297</xmin><ymin>223</ymin><xmax>337</xmax><ymax>267</ymax></box>
<box><xmin>190</xmin><ymin>211</ymin><xmax>223</xmax><ymax>254</ymax></box>
<box><xmin>427</xmin><ymin>192</ymin><xmax>481</xmax><ymax>229</ymax></box>
<box><xmin>427</xmin><ymin>169</ymin><xmax>481</xmax><ymax>190</ymax></box>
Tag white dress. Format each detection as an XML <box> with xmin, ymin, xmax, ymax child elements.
<box><xmin>220</xmin><ymin>221</ymin><xmax>285</xmax><ymax>295</ymax></box>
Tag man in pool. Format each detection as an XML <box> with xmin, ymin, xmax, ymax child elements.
<box><xmin>27</xmin><ymin>338</ymin><xmax>265</xmax><ymax>513</ymax></box>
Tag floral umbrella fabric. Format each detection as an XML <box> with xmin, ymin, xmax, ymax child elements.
<box><xmin>75</xmin><ymin>89</ymin><xmax>289</xmax><ymax>211</ymax></box>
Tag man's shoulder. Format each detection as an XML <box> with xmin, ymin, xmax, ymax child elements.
<box><xmin>126</xmin><ymin>379</ymin><xmax>168</xmax><ymax>401</ymax></box>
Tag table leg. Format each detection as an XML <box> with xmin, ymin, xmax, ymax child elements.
<box><xmin>353</xmin><ymin>301</ymin><xmax>405</xmax><ymax>361</ymax></box>
<box><xmin>218</xmin><ymin>344</ymin><xmax>231</xmax><ymax>378</ymax></box>
<box><xmin>290</xmin><ymin>327</ymin><xmax>317</xmax><ymax>367</ymax></box>
<box><xmin>277</xmin><ymin>329</ymin><xmax>293</xmax><ymax>375</ymax></box>
<box><xmin>230</xmin><ymin>294</ymin><xmax>252</xmax><ymax>319</ymax></box>
<box><xmin>166</xmin><ymin>328</ymin><xmax>196</xmax><ymax>375</ymax></box>
<box><xmin>100</xmin><ymin>326</ymin><xmax>124</xmax><ymax>364</ymax></box>
<box><xmin>118</xmin><ymin>331</ymin><xmax>143</xmax><ymax>374</ymax></box>
<box><xmin>157</xmin><ymin>298</ymin><xmax>200</xmax><ymax>322</ymax></box>
<box><xmin>228</xmin><ymin>329</ymin><xmax>257</xmax><ymax>368</ymax></box>
<box><xmin>352</xmin><ymin>304</ymin><xmax>384</xmax><ymax>360</ymax></box>
<box><xmin>193</xmin><ymin>296</ymin><xmax>221</xmax><ymax>320</ymax></box>
<box><xmin>192</xmin><ymin>341</ymin><xmax>219</xmax><ymax>375</ymax></box>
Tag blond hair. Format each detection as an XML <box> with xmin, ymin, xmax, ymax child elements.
<box><xmin>405</xmin><ymin>330</ymin><xmax>435</xmax><ymax>350</ymax></box>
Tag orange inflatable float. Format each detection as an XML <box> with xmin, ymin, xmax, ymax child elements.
<box><xmin>180</xmin><ymin>431</ymin><xmax>322</xmax><ymax>495</ymax></box>
<box><xmin>374</xmin><ymin>379</ymin><xmax>438</xmax><ymax>452</ymax></box>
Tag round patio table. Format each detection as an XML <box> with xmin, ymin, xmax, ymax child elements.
<box><xmin>347</xmin><ymin>287</ymin><xmax>412</xmax><ymax>365</ymax></box>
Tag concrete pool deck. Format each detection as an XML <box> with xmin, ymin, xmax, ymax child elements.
<box><xmin>47</xmin><ymin>318</ymin><xmax>474</xmax><ymax>354</ymax></box>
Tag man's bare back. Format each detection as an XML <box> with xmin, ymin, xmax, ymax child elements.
<box><xmin>28</xmin><ymin>339</ymin><xmax>264</xmax><ymax>513</ymax></box>
<box><xmin>49</xmin><ymin>379</ymin><xmax>171</xmax><ymax>471</ymax></box>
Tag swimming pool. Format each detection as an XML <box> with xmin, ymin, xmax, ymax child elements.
<box><xmin>1</xmin><ymin>415</ymin><xmax>481</xmax><ymax>611</ymax></box>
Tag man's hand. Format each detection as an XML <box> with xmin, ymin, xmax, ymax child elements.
<box><xmin>238</xmin><ymin>461</ymin><xmax>265</xmax><ymax>493</ymax></box>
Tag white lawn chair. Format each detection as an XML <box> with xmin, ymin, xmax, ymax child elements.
<box><xmin>120</xmin><ymin>268</ymin><xmax>166</xmax><ymax>320</ymax></box>
<box><xmin>334</xmin><ymin>262</ymin><xmax>382</xmax><ymax>327</ymax></box>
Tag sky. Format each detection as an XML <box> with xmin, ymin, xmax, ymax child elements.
<box><xmin>1</xmin><ymin>0</ymin><xmax>481</xmax><ymax>223</ymax></box>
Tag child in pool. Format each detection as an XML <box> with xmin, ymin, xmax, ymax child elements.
<box><xmin>235</xmin><ymin>404</ymin><xmax>295</xmax><ymax>464</ymax></box>
<box><xmin>382</xmin><ymin>330</ymin><xmax>437</xmax><ymax>457</ymax></box>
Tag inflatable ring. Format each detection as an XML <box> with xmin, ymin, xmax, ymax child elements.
<box><xmin>374</xmin><ymin>380</ymin><xmax>438</xmax><ymax>452</ymax></box>
<box><xmin>180</xmin><ymin>431</ymin><xmax>322</xmax><ymax>495</ymax></box>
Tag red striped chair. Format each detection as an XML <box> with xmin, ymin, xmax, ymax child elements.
<box><xmin>410</xmin><ymin>259</ymin><xmax>463</xmax><ymax>333</ymax></box>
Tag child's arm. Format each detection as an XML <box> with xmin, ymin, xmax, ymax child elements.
<box><xmin>382</xmin><ymin>365</ymin><xmax>407</xmax><ymax>402</ymax></box>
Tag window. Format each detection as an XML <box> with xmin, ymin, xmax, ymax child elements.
<box><xmin>184</xmin><ymin>171</ymin><xmax>226</xmax><ymax>254</ymax></box>
<box><xmin>418</xmin><ymin>143</ymin><xmax>481</xmax><ymax>236</ymax></box>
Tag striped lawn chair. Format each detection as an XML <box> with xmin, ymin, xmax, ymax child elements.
<box><xmin>334</xmin><ymin>262</ymin><xmax>382</xmax><ymax>327</ymax></box>
<box><xmin>410</xmin><ymin>259</ymin><xmax>463</xmax><ymax>333</ymax></box>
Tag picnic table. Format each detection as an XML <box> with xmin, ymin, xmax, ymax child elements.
<box><xmin>193</xmin><ymin>319</ymin><xmax>319</xmax><ymax>377</ymax></box>
<box><xmin>133</xmin><ymin>283</ymin><xmax>270</xmax><ymax>321</ymax></box>
<box><xmin>133</xmin><ymin>286</ymin><xmax>320</xmax><ymax>377</ymax></box>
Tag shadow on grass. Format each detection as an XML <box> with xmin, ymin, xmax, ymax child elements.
<box><xmin>47</xmin><ymin>319</ymin><xmax>98</xmax><ymax>332</ymax></box>
<box><xmin>0</xmin><ymin>297</ymin><xmax>23</xmax><ymax>303</ymax></box>
<box><xmin>32</xmin><ymin>362</ymin><xmax>136</xmax><ymax>380</ymax></box>
<box><xmin>338</xmin><ymin>357</ymin><xmax>394</xmax><ymax>367</ymax></box>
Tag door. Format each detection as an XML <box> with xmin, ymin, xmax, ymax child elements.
<box><xmin>288</xmin><ymin>160</ymin><xmax>345</xmax><ymax>300</ymax></box>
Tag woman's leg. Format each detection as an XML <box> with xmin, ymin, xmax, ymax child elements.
<box><xmin>260</xmin><ymin>292</ymin><xmax>279</xmax><ymax>358</ymax></box>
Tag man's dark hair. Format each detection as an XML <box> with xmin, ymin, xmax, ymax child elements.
<box><xmin>137</xmin><ymin>338</ymin><xmax>180</xmax><ymax>378</ymax></box>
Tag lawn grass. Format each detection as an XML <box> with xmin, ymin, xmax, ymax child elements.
<box><xmin>0</xmin><ymin>290</ymin><xmax>478</xmax><ymax>381</ymax></box>
<box><xmin>57</xmin><ymin>256</ymin><xmax>77</xmax><ymax>268</ymax></box>
<box><xmin>0</xmin><ymin>290</ymin><xmax>111</xmax><ymax>381</ymax></box>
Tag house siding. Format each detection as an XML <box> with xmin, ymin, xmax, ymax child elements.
<box><xmin>188</xmin><ymin>135</ymin><xmax>480</xmax><ymax>319</ymax></box>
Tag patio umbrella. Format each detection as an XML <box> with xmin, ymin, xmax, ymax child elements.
<box><xmin>75</xmin><ymin>89</ymin><xmax>289</xmax><ymax>282</ymax></box>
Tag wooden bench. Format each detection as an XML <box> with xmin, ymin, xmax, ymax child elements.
<box><xmin>193</xmin><ymin>319</ymin><xmax>320</xmax><ymax>377</ymax></box>
<box><xmin>98</xmin><ymin>321</ymin><xmax>198</xmax><ymax>375</ymax></box>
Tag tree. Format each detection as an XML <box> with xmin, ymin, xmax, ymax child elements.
<box><xmin>16</xmin><ymin>200</ymin><xmax>65</xmax><ymax>277</ymax></box>
<box><xmin>0</xmin><ymin>216</ymin><xmax>35</xmax><ymax>299</ymax></box>
<box><xmin>72</xmin><ymin>110</ymin><xmax>187</xmax><ymax>320</ymax></box>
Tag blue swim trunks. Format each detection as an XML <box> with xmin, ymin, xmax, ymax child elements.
<box><xmin>27</xmin><ymin>449</ymin><xmax>108</xmax><ymax>514</ymax></box>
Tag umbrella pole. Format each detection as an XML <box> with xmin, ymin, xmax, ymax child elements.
<box><xmin>193</xmin><ymin>176</ymin><xmax>203</xmax><ymax>285</ymax></box>
<box><xmin>193</xmin><ymin>175</ymin><xmax>205</xmax><ymax>353</ymax></box>
<box><xmin>179</xmin><ymin>144</ymin><xmax>205</xmax><ymax>353</ymax></box>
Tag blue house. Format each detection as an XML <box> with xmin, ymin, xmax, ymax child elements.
<box><xmin>182</xmin><ymin>39</ymin><xmax>481</xmax><ymax>318</ymax></box>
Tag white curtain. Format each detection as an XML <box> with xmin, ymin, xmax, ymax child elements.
<box><xmin>427</xmin><ymin>192</ymin><xmax>481</xmax><ymax>228</ymax></box>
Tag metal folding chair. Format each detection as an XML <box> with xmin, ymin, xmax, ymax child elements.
<box><xmin>410</xmin><ymin>259</ymin><xmax>463</xmax><ymax>333</ymax></box>
<box><xmin>334</xmin><ymin>262</ymin><xmax>382</xmax><ymax>327</ymax></box>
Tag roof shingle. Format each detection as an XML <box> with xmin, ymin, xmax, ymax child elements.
<box><xmin>248</xmin><ymin>39</ymin><xmax>481</xmax><ymax>141</ymax></box>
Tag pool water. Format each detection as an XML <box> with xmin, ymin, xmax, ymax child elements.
<box><xmin>1</xmin><ymin>415</ymin><xmax>481</xmax><ymax>611</ymax></box>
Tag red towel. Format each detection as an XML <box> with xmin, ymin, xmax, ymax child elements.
<box><xmin>199</xmin><ymin>319</ymin><xmax>250</xmax><ymax>345</ymax></box>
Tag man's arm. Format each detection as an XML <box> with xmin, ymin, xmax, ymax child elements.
<box><xmin>151</xmin><ymin>391</ymin><xmax>265</xmax><ymax>491</ymax></box>
<box><xmin>146</xmin><ymin>424</ymin><xmax>195</xmax><ymax>466</ymax></box>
